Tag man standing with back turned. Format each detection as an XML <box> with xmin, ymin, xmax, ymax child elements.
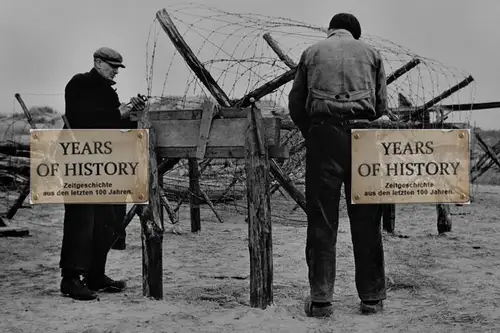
<box><xmin>60</xmin><ymin>47</ymin><xmax>145</xmax><ymax>300</ymax></box>
<box><xmin>288</xmin><ymin>13</ymin><xmax>388</xmax><ymax>317</ymax></box>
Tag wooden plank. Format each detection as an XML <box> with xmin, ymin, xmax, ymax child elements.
<box><xmin>157</xmin><ymin>145</ymin><xmax>289</xmax><ymax>159</ymax></box>
<box><xmin>136</xmin><ymin>109</ymin><xmax>164</xmax><ymax>300</ymax></box>
<box><xmin>196</xmin><ymin>102</ymin><xmax>218</xmax><ymax>159</ymax></box>
<box><xmin>154</xmin><ymin>117</ymin><xmax>280</xmax><ymax>148</ymax></box>
<box><xmin>0</xmin><ymin>227</ymin><xmax>29</xmax><ymax>237</ymax></box>
<box><xmin>146</xmin><ymin>108</ymin><xmax>247</xmax><ymax>121</ymax></box>
<box><xmin>245</xmin><ymin>106</ymin><xmax>273</xmax><ymax>309</ymax></box>
<box><xmin>188</xmin><ymin>159</ymin><xmax>201</xmax><ymax>232</ymax></box>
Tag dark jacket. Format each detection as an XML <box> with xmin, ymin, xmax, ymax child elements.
<box><xmin>64</xmin><ymin>68</ymin><xmax>136</xmax><ymax>129</ymax></box>
<box><xmin>288</xmin><ymin>29</ymin><xmax>388</xmax><ymax>137</ymax></box>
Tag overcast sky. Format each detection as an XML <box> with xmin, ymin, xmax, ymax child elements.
<box><xmin>2</xmin><ymin>0</ymin><xmax>500</xmax><ymax>129</ymax></box>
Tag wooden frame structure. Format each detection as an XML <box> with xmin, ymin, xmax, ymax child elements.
<box><xmin>133</xmin><ymin>99</ymin><xmax>287</xmax><ymax>308</ymax></box>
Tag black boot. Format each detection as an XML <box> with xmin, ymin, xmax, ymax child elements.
<box><xmin>360</xmin><ymin>300</ymin><xmax>383</xmax><ymax>314</ymax></box>
<box><xmin>60</xmin><ymin>274</ymin><xmax>98</xmax><ymax>301</ymax></box>
<box><xmin>85</xmin><ymin>274</ymin><xmax>126</xmax><ymax>293</ymax></box>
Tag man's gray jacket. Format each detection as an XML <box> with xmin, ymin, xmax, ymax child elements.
<box><xmin>288</xmin><ymin>29</ymin><xmax>388</xmax><ymax>137</ymax></box>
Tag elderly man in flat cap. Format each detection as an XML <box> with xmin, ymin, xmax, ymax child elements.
<box><xmin>289</xmin><ymin>13</ymin><xmax>388</xmax><ymax>317</ymax></box>
<box><xmin>59</xmin><ymin>47</ymin><xmax>145</xmax><ymax>301</ymax></box>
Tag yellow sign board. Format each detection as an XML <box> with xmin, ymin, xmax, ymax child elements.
<box><xmin>351</xmin><ymin>129</ymin><xmax>470</xmax><ymax>204</ymax></box>
<box><xmin>30</xmin><ymin>129</ymin><xmax>149</xmax><ymax>204</ymax></box>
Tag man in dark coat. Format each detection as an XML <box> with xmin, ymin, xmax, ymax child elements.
<box><xmin>288</xmin><ymin>14</ymin><xmax>389</xmax><ymax>317</ymax></box>
<box><xmin>60</xmin><ymin>47</ymin><xmax>145</xmax><ymax>300</ymax></box>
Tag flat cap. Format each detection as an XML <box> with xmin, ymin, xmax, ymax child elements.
<box><xmin>93</xmin><ymin>47</ymin><xmax>125</xmax><ymax>68</ymax></box>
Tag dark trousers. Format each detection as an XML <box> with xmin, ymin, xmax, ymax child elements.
<box><xmin>305</xmin><ymin>119</ymin><xmax>386</xmax><ymax>303</ymax></box>
<box><xmin>59</xmin><ymin>203</ymin><xmax>124</xmax><ymax>278</ymax></box>
<box><xmin>114</xmin><ymin>204</ymin><xmax>127</xmax><ymax>243</ymax></box>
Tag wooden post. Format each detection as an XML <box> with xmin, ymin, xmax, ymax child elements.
<box><xmin>188</xmin><ymin>159</ymin><xmax>201</xmax><ymax>232</ymax></box>
<box><xmin>245</xmin><ymin>105</ymin><xmax>273</xmax><ymax>309</ymax></box>
<box><xmin>158</xmin><ymin>161</ymin><xmax>165</xmax><ymax>229</ymax></box>
<box><xmin>137</xmin><ymin>109</ymin><xmax>164</xmax><ymax>299</ymax></box>
<box><xmin>382</xmin><ymin>204</ymin><xmax>396</xmax><ymax>233</ymax></box>
<box><xmin>437</xmin><ymin>204</ymin><xmax>452</xmax><ymax>234</ymax></box>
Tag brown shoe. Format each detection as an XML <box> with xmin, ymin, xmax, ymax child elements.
<box><xmin>360</xmin><ymin>300</ymin><xmax>383</xmax><ymax>314</ymax></box>
<box><xmin>304</xmin><ymin>296</ymin><xmax>334</xmax><ymax>318</ymax></box>
<box><xmin>60</xmin><ymin>276</ymin><xmax>98</xmax><ymax>301</ymax></box>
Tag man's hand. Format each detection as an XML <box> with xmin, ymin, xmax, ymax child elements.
<box><xmin>129</xmin><ymin>96</ymin><xmax>146</xmax><ymax>111</ymax></box>
<box><xmin>119</xmin><ymin>96</ymin><xmax>147</xmax><ymax>120</ymax></box>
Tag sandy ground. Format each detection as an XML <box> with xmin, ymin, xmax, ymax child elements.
<box><xmin>1</xmin><ymin>185</ymin><xmax>500</xmax><ymax>333</ymax></box>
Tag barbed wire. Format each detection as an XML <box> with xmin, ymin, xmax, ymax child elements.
<box><xmin>140</xmin><ymin>2</ymin><xmax>477</xmax><ymax>222</ymax></box>
<box><xmin>0</xmin><ymin>3</ymin><xmax>481</xmax><ymax>227</ymax></box>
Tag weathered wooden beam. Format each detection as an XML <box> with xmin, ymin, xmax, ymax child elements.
<box><xmin>269</xmin><ymin>159</ymin><xmax>306</xmax><ymax>211</ymax></box>
<box><xmin>246</xmin><ymin>106</ymin><xmax>273</xmax><ymax>309</ymax></box>
<box><xmin>431</xmin><ymin>101</ymin><xmax>500</xmax><ymax>112</ymax></box>
<box><xmin>0</xmin><ymin>226</ymin><xmax>30</xmax><ymax>237</ymax></box>
<box><xmin>233</xmin><ymin>68</ymin><xmax>297</xmax><ymax>108</ymax></box>
<box><xmin>199</xmin><ymin>188</ymin><xmax>224</xmax><ymax>223</ymax></box>
<box><xmin>471</xmin><ymin>139</ymin><xmax>500</xmax><ymax>182</ymax></box>
<box><xmin>137</xmin><ymin>108</ymin><xmax>164</xmax><ymax>300</ymax></box>
<box><xmin>15</xmin><ymin>93</ymin><xmax>38</xmax><ymax>129</ymax></box>
<box><xmin>188</xmin><ymin>158</ymin><xmax>202</xmax><ymax>232</ymax></box>
<box><xmin>159</xmin><ymin>187</ymin><xmax>179</xmax><ymax>224</ymax></box>
<box><xmin>157</xmin><ymin>145</ymin><xmax>288</xmax><ymax>159</ymax></box>
<box><xmin>408</xmin><ymin>75</ymin><xmax>475</xmax><ymax>120</ymax></box>
<box><xmin>263</xmin><ymin>33</ymin><xmax>297</xmax><ymax>68</ymax></box>
<box><xmin>156</xmin><ymin>9</ymin><xmax>231</xmax><ymax>106</ymax></box>
<box><xmin>472</xmin><ymin>140</ymin><xmax>500</xmax><ymax>172</ymax></box>
<box><xmin>153</xmin><ymin>117</ymin><xmax>281</xmax><ymax>149</ymax></box>
<box><xmin>5</xmin><ymin>184</ymin><xmax>30</xmax><ymax>220</ymax></box>
<box><xmin>386</xmin><ymin>58</ymin><xmax>421</xmax><ymax>85</ymax></box>
<box><xmin>262</xmin><ymin>33</ymin><xmax>420</xmax><ymax>89</ymax></box>
<box><xmin>144</xmin><ymin>108</ymin><xmax>247</xmax><ymax>121</ymax></box>
<box><xmin>196</xmin><ymin>102</ymin><xmax>219</xmax><ymax>159</ymax></box>
<box><xmin>475</xmin><ymin>132</ymin><xmax>500</xmax><ymax>170</ymax></box>
<box><xmin>121</xmin><ymin>158</ymin><xmax>180</xmax><ymax>227</ymax></box>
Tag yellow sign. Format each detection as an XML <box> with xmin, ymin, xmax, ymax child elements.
<box><xmin>351</xmin><ymin>129</ymin><xmax>470</xmax><ymax>204</ymax></box>
<box><xmin>30</xmin><ymin>129</ymin><xmax>149</xmax><ymax>204</ymax></box>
